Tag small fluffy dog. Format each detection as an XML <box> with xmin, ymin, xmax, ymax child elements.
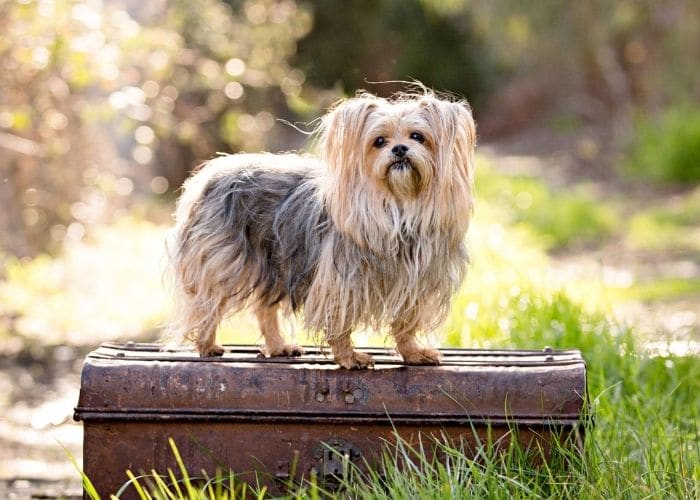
<box><xmin>169</xmin><ymin>89</ymin><xmax>476</xmax><ymax>369</ymax></box>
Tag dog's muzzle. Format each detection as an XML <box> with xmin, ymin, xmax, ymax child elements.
<box><xmin>389</xmin><ymin>159</ymin><xmax>413</xmax><ymax>172</ymax></box>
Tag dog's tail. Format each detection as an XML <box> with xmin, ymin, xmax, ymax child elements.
<box><xmin>161</xmin><ymin>227</ymin><xmax>185</xmax><ymax>347</ymax></box>
<box><xmin>163</xmin><ymin>156</ymin><xmax>248</xmax><ymax>352</ymax></box>
<box><xmin>161</xmin><ymin>160</ymin><xmax>216</xmax><ymax>349</ymax></box>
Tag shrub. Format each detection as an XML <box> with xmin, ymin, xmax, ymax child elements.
<box><xmin>627</xmin><ymin>104</ymin><xmax>700</xmax><ymax>183</ymax></box>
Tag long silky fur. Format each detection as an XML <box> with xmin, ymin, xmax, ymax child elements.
<box><xmin>167</xmin><ymin>89</ymin><xmax>476</xmax><ymax>350</ymax></box>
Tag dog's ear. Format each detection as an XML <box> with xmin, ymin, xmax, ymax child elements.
<box><xmin>418</xmin><ymin>96</ymin><xmax>476</xmax><ymax>182</ymax></box>
<box><xmin>418</xmin><ymin>96</ymin><xmax>477</xmax><ymax>234</ymax></box>
<box><xmin>319</xmin><ymin>94</ymin><xmax>379</xmax><ymax>163</ymax></box>
<box><xmin>317</xmin><ymin>95</ymin><xmax>383</xmax><ymax>245</ymax></box>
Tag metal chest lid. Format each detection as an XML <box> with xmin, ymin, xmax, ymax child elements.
<box><xmin>74</xmin><ymin>343</ymin><xmax>587</xmax><ymax>425</ymax></box>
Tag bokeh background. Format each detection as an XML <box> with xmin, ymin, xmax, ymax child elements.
<box><xmin>1</xmin><ymin>0</ymin><xmax>699</xmax><ymax>494</ymax></box>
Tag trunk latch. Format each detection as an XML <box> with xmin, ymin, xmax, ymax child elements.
<box><xmin>311</xmin><ymin>439</ymin><xmax>361</xmax><ymax>486</ymax></box>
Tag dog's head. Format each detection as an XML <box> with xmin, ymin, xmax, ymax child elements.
<box><xmin>317</xmin><ymin>88</ymin><xmax>476</xmax><ymax>250</ymax></box>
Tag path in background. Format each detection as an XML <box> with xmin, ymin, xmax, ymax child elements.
<box><xmin>0</xmin><ymin>346</ymin><xmax>84</xmax><ymax>497</ymax></box>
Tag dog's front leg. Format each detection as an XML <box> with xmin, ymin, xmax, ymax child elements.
<box><xmin>392</xmin><ymin>313</ymin><xmax>442</xmax><ymax>365</ymax></box>
<box><xmin>328</xmin><ymin>334</ymin><xmax>374</xmax><ymax>369</ymax></box>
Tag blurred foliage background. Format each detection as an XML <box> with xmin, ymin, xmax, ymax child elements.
<box><xmin>1</xmin><ymin>0</ymin><xmax>700</xmax><ymax>486</ymax></box>
<box><xmin>2</xmin><ymin>0</ymin><xmax>698</xmax><ymax>258</ymax></box>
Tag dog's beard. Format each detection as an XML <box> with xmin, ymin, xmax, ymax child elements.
<box><xmin>385</xmin><ymin>157</ymin><xmax>423</xmax><ymax>199</ymax></box>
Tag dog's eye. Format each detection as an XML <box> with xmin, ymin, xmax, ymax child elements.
<box><xmin>373</xmin><ymin>136</ymin><xmax>386</xmax><ymax>148</ymax></box>
<box><xmin>410</xmin><ymin>131</ymin><xmax>425</xmax><ymax>143</ymax></box>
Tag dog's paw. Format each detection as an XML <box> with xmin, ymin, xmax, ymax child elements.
<box><xmin>199</xmin><ymin>344</ymin><xmax>225</xmax><ymax>357</ymax></box>
<box><xmin>265</xmin><ymin>343</ymin><xmax>305</xmax><ymax>357</ymax></box>
<box><xmin>400</xmin><ymin>347</ymin><xmax>442</xmax><ymax>366</ymax></box>
<box><xmin>335</xmin><ymin>350</ymin><xmax>375</xmax><ymax>370</ymax></box>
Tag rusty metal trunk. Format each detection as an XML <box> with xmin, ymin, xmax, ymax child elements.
<box><xmin>74</xmin><ymin>343</ymin><xmax>587</xmax><ymax>496</ymax></box>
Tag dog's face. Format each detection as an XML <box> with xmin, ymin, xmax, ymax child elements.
<box><xmin>363</xmin><ymin>104</ymin><xmax>435</xmax><ymax>200</ymax></box>
<box><xmin>318</xmin><ymin>90</ymin><xmax>476</xmax><ymax>249</ymax></box>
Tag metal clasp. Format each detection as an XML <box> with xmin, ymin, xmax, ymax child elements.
<box><xmin>311</xmin><ymin>439</ymin><xmax>361</xmax><ymax>487</ymax></box>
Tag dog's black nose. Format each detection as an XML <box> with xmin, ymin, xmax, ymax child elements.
<box><xmin>391</xmin><ymin>144</ymin><xmax>408</xmax><ymax>157</ymax></box>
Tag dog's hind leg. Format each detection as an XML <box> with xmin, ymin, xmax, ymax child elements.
<box><xmin>192</xmin><ymin>297</ymin><xmax>228</xmax><ymax>357</ymax></box>
<box><xmin>255</xmin><ymin>303</ymin><xmax>304</xmax><ymax>357</ymax></box>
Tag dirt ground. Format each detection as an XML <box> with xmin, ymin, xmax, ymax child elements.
<box><xmin>0</xmin><ymin>345</ymin><xmax>86</xmax><ymax>498</ymax></box>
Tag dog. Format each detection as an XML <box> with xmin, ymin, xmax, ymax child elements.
<box><xmin>168</xmin><ymin>88</ymin><xmax>476</xmax><ymax>369</ymax></box>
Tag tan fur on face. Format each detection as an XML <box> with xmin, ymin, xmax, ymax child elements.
<box><xmin>319</xmin><ymin>92</ymin><xmax>475</xmax><ymax>252</ymax></box>
<box><xmin>167</xmin><ymin>87</ymin><xmax>476</xmax><ymax>368</ymax></box>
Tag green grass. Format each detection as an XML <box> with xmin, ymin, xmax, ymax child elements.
<box><xmin>339</xmin><ymin>381</ymin><xmax>698</xmax><ymax>499</ymax></box>
<box><xmin>476</xmin><ymin>163</ymin><xmax>619</xmax><ymax>251</ymax></box>
<box><xmin>609</xmin><ymin>277</ymin><xmax>700</xmax><ymax>303</ymax></box>
<box><xmin>625</xmin><ymin>186</ymin><xmax>700</xmax><ymax>253</ymax></box>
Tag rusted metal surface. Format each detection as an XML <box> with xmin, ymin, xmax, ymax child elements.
<box><xmin>74</xmin><ymin>343</ymin><xmax>588</xmax><ymax>496</ymax></box>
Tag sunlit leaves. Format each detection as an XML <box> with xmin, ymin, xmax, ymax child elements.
<box><xmin>1</xmin><ymin>0</ymin><xmax>312</xmax><ymax>256</ymax></box>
